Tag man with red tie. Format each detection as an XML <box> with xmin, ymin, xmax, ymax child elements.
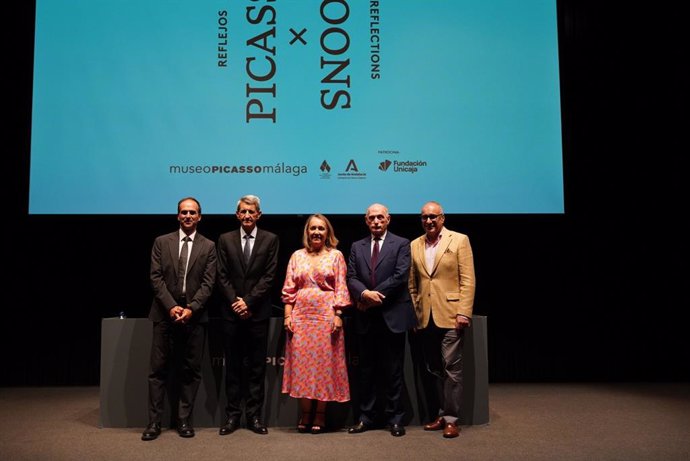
<box><xmin>346</xmin><ymin>203</ymin><xmax>417</xmax><ymax>437</ymax></box>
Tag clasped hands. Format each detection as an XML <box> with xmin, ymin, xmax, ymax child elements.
<box><xmin>356</xmin><ymin>289</ymin><xmax>386</xmax><ymax>311</ymax></box>
<box><xmin>232</xmin><ymin>297</ymin><xmax>252</xmax><ymax>320</ymax></box>
<box><xmin>169</xmin><ymin>305</ymin><xmax>192</xmax><ymax>323</ymax></box>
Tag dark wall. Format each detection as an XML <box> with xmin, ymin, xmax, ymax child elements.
<box><xmin>5</xmin><ymin>1</ymin><xmax>686</xmax><ymax>386</ymax></box>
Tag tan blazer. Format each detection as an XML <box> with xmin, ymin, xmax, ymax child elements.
<box><xmin>409</xmin><ymin>228</ymin><xmax>476</xmax><ymax>329</ymax></box>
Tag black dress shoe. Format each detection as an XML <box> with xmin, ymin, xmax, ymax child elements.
<box><xmin>249</xmin><ymin>418</ymin><xmax>268</xmax><ymax>435</ymax></box>
<box><xmin>347</xmin><ymin>421</ymin><xmax>371</xmax><ymax>434</ymax></box>
<box><xmin>141</xmin><ymin>422</ymin><xmax>161</xmax><ymax>441</ymax></box>
<box><xmin>177</xmin><ymin>420</ymin><xmax>195</xmax><ymax>438</ymax></box>
<box><xmin>390</xmin><ymin>424</ymin><xmax>406</xmax><ymax>437</ymax></box>
<box><xmin>219</xmin><ymin>417</ymin><xmax>240</xmax><ymax>435</ymax></box>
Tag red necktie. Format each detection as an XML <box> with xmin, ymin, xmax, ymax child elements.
<box><xmin>370</xmin><ymin>237</ymin><xmax>380</xmax><ymax>287</ymax></box>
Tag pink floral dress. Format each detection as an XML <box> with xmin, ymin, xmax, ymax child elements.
<box><xmin>281</xmin><ymin>248</ymin><xmax>351</xmax><ymax>402</ymax></box>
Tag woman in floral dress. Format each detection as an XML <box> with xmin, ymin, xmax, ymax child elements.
<box><xmin>282</xmin><ymin>214</ymin><xmax>351</xmax><ymax>433</ymax></box>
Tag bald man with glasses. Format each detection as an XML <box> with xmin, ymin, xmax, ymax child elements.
<box><xmin>409</xmin><ymin>201</ymin><xmax>476</xmax><ymax>439</ymax></box>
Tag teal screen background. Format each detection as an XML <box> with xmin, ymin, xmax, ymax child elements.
<box><xmin>30</xmin><ymin>0</ymin><xmax>563</xmax><ymax>214</ymax></box>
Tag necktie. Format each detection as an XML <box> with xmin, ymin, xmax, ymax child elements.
<box><xmin>370</xmin><ymin>237</ymin><xmax>380</xmax><ymax>287</ymax></box>
<box><xmin>243</xmin><ymin>234</ymin><xmax>253</xmax><ymax>263</ymax></box>
<box><xmin>178</xmin><ymin>236</ymin><xmax>190</xmax><ymax>293</ymax></box>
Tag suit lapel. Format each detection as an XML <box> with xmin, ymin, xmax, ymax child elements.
<box><xmin>361</xmin><ymin>239</ymin><xmax>372</xmax><ymax>271</ymax></box>
<box><xmin>413</xmin><ymin>237</ymin><xmax>430</xmax><ymax>277</ymax></box>
<box><xmin>376</xmin><ymin>234</ymin><xmax>395</xmax><ymax>269</ymax></box>
<box><xmin>169</xmin><ymin>233</ymin><xmax>181</xmax><ymax>273</ymax></box>
<box><xmin>431</xmin><ymin>232</ymin><xmax>453</xmax><ymax>275</ymax></box>
<box><xmin>229</xmin><ymin>230</ymin><xmax>245</xmax><ymax>269</ymax></box>
<box><xmin>187</xmin><ymin>234</ymin><xmax>202</xmax><ymax>271</ymax></box>
<box><xmin>247</xmin><ymin>229</ymin><xmax>265</xmax><ymax>269</ymax></box>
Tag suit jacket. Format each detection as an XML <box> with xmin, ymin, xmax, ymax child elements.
<box><xmin>149</xmin><ymin>231</ymin><xmax>217</xmax><ymax>323</ymax></box>
<box><xmin>409</xmin><ymin>228</ymin><xmax>476</xmax><ymax>329</ymax></box>
<box><xmin>216</xmin><ymin>228</ymin><xmax>279</xmax><ymax>322</ymax></box>
<box><xmin>346</xmin><ymin>231</ymin><xmax>416</xmax><ymax>334</ymax></box>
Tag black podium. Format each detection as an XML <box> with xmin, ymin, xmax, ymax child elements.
<box><xmin>99</xmin><ymin>316</ymin><xmax>488</xmax><ymax>428</ymax></box>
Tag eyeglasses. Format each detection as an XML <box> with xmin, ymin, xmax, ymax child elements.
<box><xmin>420</xmin><ymin>214</ymin><xmax>442</xmax><ymax>221</ymax></box>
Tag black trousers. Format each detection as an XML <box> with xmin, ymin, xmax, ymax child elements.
<box><xmin>147</xmin><ymin>320</ymin><xmax>206</xmax><ymax>424</ymax></box>
<box><xmin>355</xmin><ymin>311</ymin><xmax>407</xmax><ymax>426</ymax></box>
<box><xmin>221</xmin><ymin>318</ymin><xmax>269</xmax><ymax>422</ymax></box>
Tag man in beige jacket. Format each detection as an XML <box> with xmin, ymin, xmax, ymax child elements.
<box><xmin>409</xmin><ymin>201</ymin><xmax>476</xmax><ymax>439</ymax></box>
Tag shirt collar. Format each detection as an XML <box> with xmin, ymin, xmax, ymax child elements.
<box><xmin>241</xmin><ymin>227</ymin><xmax>258</xmax><ymax>239</ymax></box>
<box><xmin>179</xmin><ymin>229</ymin><xmax>196</xmax><ymax>241</ymax></box>
<box><xmin>425</xmin><ymin>228</ymin><xmax>444</xmax><ymax>246</ymax></box>
<box><xmin>372</xmin><ymin>231</ymin><xmax>388</xmax><ymax>242</ymax></box>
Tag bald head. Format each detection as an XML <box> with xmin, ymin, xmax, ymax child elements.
<box><xmin>365</xmin><ymin>203</ymin><xmax>391</xmax><ymax>238</ymax></box>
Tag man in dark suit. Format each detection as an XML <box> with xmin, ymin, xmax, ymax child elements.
<box><xmin>346</xmin><ymin>203</ymin><xmax>417</xmax><ymax>437</ymax></box>
<box><xmin>216</xmin><ymin>195</ymin><xmax>279</xmax><ymax>435</ymax></box>
<box><xmin>142</xmin><ymin>197</ymin><xmax>217</xmax><ymax>441</ymax></box>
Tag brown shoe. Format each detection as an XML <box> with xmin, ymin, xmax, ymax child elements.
<box><xmin>443</xmin><ymin>422</ymin><xmax>460</xmax><ymax>439</ymax></box>
<box><xmin>423</xmin><ymin>417</ymin><xmax>445</xmax><ymax>431</ymax></box>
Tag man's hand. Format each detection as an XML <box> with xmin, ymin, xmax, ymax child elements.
<box><xmin>455</xmin><ymin>314</ymin><xmax>471</xmax><ymax>330</ymax></box>
<box><xmin>232</xmin><ymin>297</ymin><xmax>252</xmax><ymax>320</ymax></box>
<box><xmin>176</xmin><ymin>308</ymin><xmax>193</xmax><ymax>323</ymax></box>
<box><xmin>169</xmin><ymin>305</ymin><xmax>184</xmax><ymax>320</ymax></box>
<box><xmin>359</xmin><ymin>289</ymin><xmax>386</xmax><ymax>310</ymax></box>
<box><xmin>170</xmin><ymin>305</ymin><xmax>192</xmax><ymax>323</ymax></box>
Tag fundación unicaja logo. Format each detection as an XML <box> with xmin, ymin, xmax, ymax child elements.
<box><xmin>383</xmin><ymin>159</ymin><xmax>428</xmax><ymax>173</ymax></box>
<box><xmin>319</xmin><ymin>160</ymin><xmax>331</xmax><ymax>179</ymax></box>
